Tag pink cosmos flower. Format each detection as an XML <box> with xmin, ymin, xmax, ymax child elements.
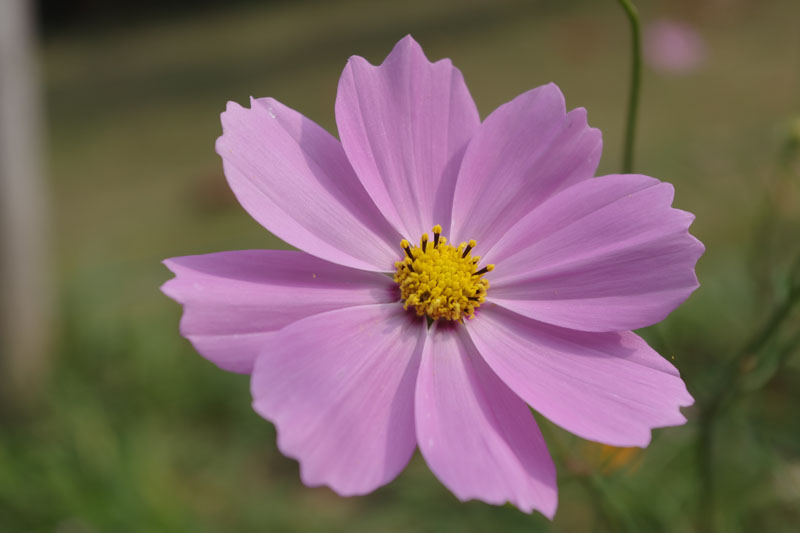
<box><xmin>162</xmin><ymin>36</ymin><xmax>703</xmax><ymax>517</ymax></box>
<box><xmin>644</xmin><ymin>19</ymin><xmax>707</xmax><ymax>75</ymax></box>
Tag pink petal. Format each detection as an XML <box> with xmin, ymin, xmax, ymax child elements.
<box><xmin>335</xmin><ymin>35</ymin><xmax>480</xmax><ymax>239</ymax></box>
<box><xmin>485</xmin><ymin>174</ymin><xmax>704</xmax><ymax>332</ymax></box>
<box><xmin>450</xmin><ymin>83</ymin><xmax>601</xmax><ymax>247</ymax></box>
<box><xmin>415</xmin><ymin>323</ymin><xmax>557</xmax><ymax>517</ymax></box>
<box><xmin>251</xmin><ymin>304</ymin><xmax>425</xmax><ymax>496</ymax></box>
<box><xmin>465</xmin><ymin>305</ymin><xmax>694</xmax><ymax>448</ymax></box>
<box><xmin>162</xmin><ymin>251</ymin><xmax>397</xmax><ymax>374</ymax></box>
<box><xmin>216</xmin><ymin>97</ymin><xmax>401</xmax><ymax>272</ymax></box>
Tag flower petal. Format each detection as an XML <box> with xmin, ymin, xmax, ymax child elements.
<box><xmin>465</xmin><ymin>305</ymin><xmax>694</xmax><ymax>448</ymax></box>
<box><xmin>415</xmin><ymin>323</ymin><xmax>557</xmax><ymax>517</ymax></box>
<box><xmin>486</xmin><ymin>174</ymin><xmax>704</xmax><ymax>332</ymax></box>
<box><xmin>162</xmin><ymin>250</ymin><xmax>398</xmax><ymax>374</ymax></box>
<box><xmin>216</xmin><ymin>97</ymin><xmax>401</xmax><ymax>272</ymax></box>
<box><xmin>335</xmin><ymin>35</ymin><xmax>480</xmax><ymax>239</ymax></box>
<box><xmin>450</xmin><ymin>83</ymin><xmax>602</xmax><ymax>247</ymax></box>
<box><xmin>251</xmin><ymin>304</ymin><xmax>425</xmax><ymax>496</ymax></box>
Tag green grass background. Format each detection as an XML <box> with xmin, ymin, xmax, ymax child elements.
<box><xmin>2</xmin><ymin>0</ymin><xmax>799</xmax><ymax>531</ymax></box>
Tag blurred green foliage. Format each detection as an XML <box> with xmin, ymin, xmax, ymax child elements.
<box><xmin>2</xmin><ymin>0</ymin><xmax>799</xmax><ymax>531</ymax></box>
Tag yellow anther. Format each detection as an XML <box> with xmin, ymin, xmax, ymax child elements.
<box><xmin>393</xmin><ymin>225</ymin><xmax>493</xmax><ymax>321</ymax></box>
<box><xmin>474</xmin><ymin>264</ymin><xmax>494</xmax><ymax>276</ymax></box>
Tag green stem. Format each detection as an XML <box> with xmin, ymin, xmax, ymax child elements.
<box><xmin>697</xmin><ymin>408</ymin><xmax>718</xmax><ymax>532</ymax></box>
<box><xmin>717</xmin><ymin>252</ymin><xmax>800</xmax><ymax>409</ymax></box>
<box><xmin>586</xmin><ymin>474</ymin><xmax>639</xmax><ymax>532</ymax></box>
<box><xmin>697</xmin><ymin>251</ymin><xmax>800</xmax><ymax>532</ymax></box>
<box><xmin>617</xmin><ymin>0</ymin><xmax>642</xmax><ymax>174</ymax></box>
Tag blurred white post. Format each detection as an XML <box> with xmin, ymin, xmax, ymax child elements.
<box><xmin>0</xmin><ymin>0</ymin><xmax>53</xmax><ymax>407</ymax></box>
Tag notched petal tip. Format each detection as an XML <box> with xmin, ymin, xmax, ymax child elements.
<box><xmin>343</xmin><ymin>54</ymin><xmax>376</xmax><ymax>74</ymax></box>
<box><xmin>541</xmin><ymin>82</ymin><xmax>567</xmax><ymax>113</ymax></box>
<box><xmin>434</xmin><ymin>57</ymin><xmax>454</xmax><ymax>70</ymax></box>
<box><xmin>159</xmin><ymin>259</ymin><xmax>183</xmax><ymax>300</ymax></box>
<box><xmin>218</xmin><ymin>97</ymin><xmax>282</xmax><ymax>141</ymax></box>
<box><xmin>680</xmin><ymin>390</ymin><xmax>696</xmax><ymax>408</ymax></box>
<box><xmin>216</xmin><ymin>100</ymin><xmax>251</xmax><ymax>154</ymax></box>
<box><xmin>658</xmin><ymin>180</ymin><xmax>677</xmax><ymax>203</ymax></box>
<box><xmin>657</xmin><ymin>183</ymin><xmax>706</xmax><ymax>273</ymax></box>
<box><xmin>392</xmin><ymin>33</ymin><xmax>425</xmax><ymax>56</ymax></box>
<box><xmin>542</xmin><ymin>502</ymin><xmax>558</xmax><ymax>520</ymax></box>
<box><xmin>498</xmin><ymin>83</ymin><xmax>567</xmax><ymax>120</ymax></box>
<box><xmin>223</xmin><ymin>100</ymin><xmax>240</xmax><ymax>113</ymax></box>
<box><xmin>346</xmin><ymin>34</ymin><xmax>432</xmax><ymax>71</ymax></box>
<box><xmin>564</xmin><ymin>106</ymin><xmax>587</xmax><ymax>128</ymax></box>
<box><xmin>565</xmin><ymin>106</ymin><xmax>602</xmax><ymax>142</ymax></box>
<box><xmin>689</xmin><ymin>234</ymin><xmax>706</xmax><ymax>258</ymax></box>
<box><xmin>219</xmin><ymin>96</ymin><xmax>277</xmax><ymax>123</ymax></box>
<box><xmin>161</xmin><ymin>256</ymin><xmax>177</xmax><ymax>271</ymax></box>
<box><xmin>255</xmin><ymin>405</ymin><xmax>346</xmax><ymax>494</ymax></box>
<box><xmin>398</xmin><ymin>33</ymin><xmax>419</xmax><ymax>45</ymax></box>
<box><xmin>159</xmin><ymin>278</ymin><xmax>180</xmax><ymax>302</ymax></box>
<box><xmin>220</xmin><ymin>99</ymin><xmax>246</xmax><ymax>120</ymax></box>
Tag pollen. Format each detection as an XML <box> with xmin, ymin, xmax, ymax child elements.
<box><xmin>393</xmin><ymin>225</ymin><xmax>494</xmax><ymax>321</ymax></box>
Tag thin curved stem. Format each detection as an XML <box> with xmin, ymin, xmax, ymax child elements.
<box><xmin>697</xmin><ymin>251</ymin><xmax>800</xmax><ymax>532</ymax></box>
<box><xmin>617</xmin><ymin>0</ymin><xmax>642</xmax><ymax>174</ymax></box>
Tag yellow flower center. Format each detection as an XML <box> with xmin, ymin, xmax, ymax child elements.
<box><xmin>393</xmin><ymin>225</ymin><xmax>494</xmax><ymax>321</ymax></box>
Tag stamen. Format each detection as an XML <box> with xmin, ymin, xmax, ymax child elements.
<box><xmin>433</xmin><ymin>224</ymin><xmax>442</xmax><ymax>248</ymax></box>
<box><xmin>401</xmin><ymin>239</ymin><xmax>415</xmax><ymax>260</ymax></box>
<box><xmin>462</xmin><ymin>239</ymin><xmax>477</xmax><ymax>258</ymax></box>
<box><xmin>421</xmin><ymin>233</ymin><xmax>428</xmax><ymax>252</ymax></box>
<box><xmin>473</xmin><ymin>264</ymin><xmax>495</xmax><ymax>276</ymax></box>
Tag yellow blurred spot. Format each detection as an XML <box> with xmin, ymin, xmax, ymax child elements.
<box><xmin>584</xmin><ymin>442</ymin><xmax>643</xmax><ymax>474</ymax></box>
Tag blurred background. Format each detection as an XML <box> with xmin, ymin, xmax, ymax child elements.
<box><xmin>1</xmin><ymin>0</ymin><xmax>799</xmax><ymax>531</ymax></box>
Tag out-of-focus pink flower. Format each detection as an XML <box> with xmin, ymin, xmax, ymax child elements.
<box><xmin>162</xmin><ymin>36</ymin><xmax>703</xmax><ymax>518</ymax></box>
<box><xmin>645</xmin><ymin>19</ymin><xmax>708</xmax><ymax>75</ymax></box>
